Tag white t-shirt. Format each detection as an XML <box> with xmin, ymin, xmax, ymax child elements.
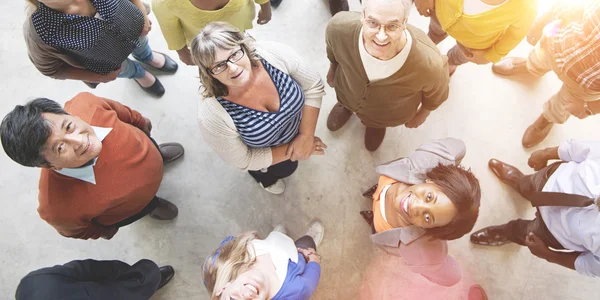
<box><xmin>250</xmin><ymin>231</ymin><xmax>298</xmax><ymax>288</ymax></box>
<box><xmin>462</xmin><ymin>0</ymin><xmax>507</xmax><ymax>15</ymax></box>
<box><xmin>358</xmin><ymin>28</ymin><xmax>412</xmax><ymax>82</ymax></box>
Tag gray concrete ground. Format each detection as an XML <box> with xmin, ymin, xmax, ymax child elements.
<box><xmin>1</xmin><ymin>0</ymin><xmax>599</xmax><ymax>299</ymax></box>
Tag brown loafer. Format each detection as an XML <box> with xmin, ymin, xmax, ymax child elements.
<box><xmin>491</xmin><ymin>57</ymin><xmax>529</xmax><ymax>76</ymax></box>
<box><xmin>522</xmin><ymin>116</ymin><xmax>553</xmax><ymax>148</ymax></box>
<box><xmin>488</xmin><ymin>159</ymin><xmax>524</xmax><ymax>191</ymax></box>
<box><xmin>159</xmin><ymin>142</ymin><xmax>184</xmax><ymax>163</ymax></box>
<box><xmin>470</xmin><ymin>226</ymin><xmax>510</xmax><ymax>246</ymax></box>
<box><xmin>149</xmin><ymin>197</ymin><xmax>178</xmax><ymax>220</ymax></box>
<box><xmin>327</xmin><ymin>103</ymin><xmax>352</xmax><ymax>131</ymax></box>
<box><xmin>364</xmin><ymin>127</ymin><xmax>386</xmax><ymax>151</ymax></box>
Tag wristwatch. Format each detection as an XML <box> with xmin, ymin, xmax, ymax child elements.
<box><xmin>584</xmin><ymin>103</ymin><xmax>594</xmax><ymax>116</ymax></box>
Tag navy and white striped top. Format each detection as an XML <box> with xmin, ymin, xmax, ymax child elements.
<box><xmin>217</xmin><ymin>59</ymin><xmax>305</xmax><ymax>148</ymax></box>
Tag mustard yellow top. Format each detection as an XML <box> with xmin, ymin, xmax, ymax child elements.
<box><xmin>152</xmin><ymin>0</ymin><xmax>269</xmax><ymax>50</ymax></box>
<box><xmin>434</xmin><ymin>0</ymin><xmax>537</xmax><ymax>63</ymax></box>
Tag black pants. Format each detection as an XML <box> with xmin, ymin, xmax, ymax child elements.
<box><xmin>16</xmin><ymin>259</ymin><xmax>161</xmax><ymax>300</ymax></box>
<box><xmin>295</xmin><ymin>235</ymin><xmax>317</xmax><ymax>251</ymax></box>
<box><xmin>248</xmin><ymin>160</ymin><xmax>298</xmax><ymax>188</ymax></box>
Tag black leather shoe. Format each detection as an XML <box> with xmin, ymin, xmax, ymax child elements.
<box><xmin>141</xmin><ymin>52</ymin><xmax>179</xmax><ymax>74</ymax></box>
<box><xmin>84</xmin><ymin>81</ymin><xmax>99</xmax><ymax>89</ymax></box>
<box><xmin>149</xmin><ymin>197</ymin><xmax>178</xmax><ymax>220</ymax></box>
<box><xmin>270</xmin><ymin>0</ymin><xmax>283</xmax><ymax>8</ymax></box>
<box><xmin>159</xmin><ymin>142</ymin><xmax>184</xmax><ymax>163</ymax></box>
<box><xmin>158</xmin><ymin>265</ymin><xmax>175</xmax><ymax>290</ymax></box>
<box><xmin>135</xmin><ymin>76</ymin><xmax>165</xmax><ymax>97</ymax></box>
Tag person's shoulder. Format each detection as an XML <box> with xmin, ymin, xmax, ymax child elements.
<box><xmin>327</xmin><ymin>11</ymin><xmax>362</xmax><ymax>36</ymax></box>
<box><xmin>406</xmin><ymin>26</ymin><xmax>446</xmax><ymax>71</ymax></box>
<box><xmin>64</xmin><ymin>92</ymin><xmax>105</xmax><ymax>113</ymax></box>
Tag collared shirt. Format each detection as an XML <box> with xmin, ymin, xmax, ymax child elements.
<box><xmin>549</xmin><ymin>1</ymin><xmax>600</xmax><ymax>91</ymax></box>
<box><xmin>31</xmin><ymin>0</ymin><xmax>144</xmax><ymax>75</ymax></box>
<box><xmin>54</xmin><ymin>126</ymin><xmax>112</xmax><ymax>185</ymax></box>
<box><xmin>540</xmin><ymin>139</ymin><xmax>600</xmax><ymax>277</ymax></box>
<box><xmin>358</xmin><ymin>28</ymin><xmax>413</xmax><ymax>82</ymax></box>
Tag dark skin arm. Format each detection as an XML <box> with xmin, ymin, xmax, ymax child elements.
<box><xmin>528</xmin><ymin>146</ymin><xmax>560</xmax><ymax>171</ymax></box>
<box><xmin>525</xmin><ymin>233</ymin><xmax>578</xmax><ymax>270</ymax></box>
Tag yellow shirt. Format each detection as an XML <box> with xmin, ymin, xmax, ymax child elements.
<box><xmin>152</xmin><ymin>0</ymin><xmax>269</xmax><ymax>50</ymax></box>
<box><xmin>435</xmin><ymin>0</ymin><xmax>537</xmax><ymax>62</ymax></box>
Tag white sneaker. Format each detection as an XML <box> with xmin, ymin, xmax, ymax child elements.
<box><xmin>260</xmin><ymin>179</ymin><xmax>285</xmax><ymax>195</ymax></box>
<box><xmin>273</xmin><ymin>225</ymin><xmax>287</xmax><ymax>235</ymax></box>
<box><xmin>305</xmin><ymin>220</ymin><xmax>325</xmax><ymax>248</ymax></box>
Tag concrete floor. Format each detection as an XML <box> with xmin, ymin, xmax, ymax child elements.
<box><xmin>0</xmin><ymin>0</ymin><xmax>599</xmax><ymax>299</ymax></box>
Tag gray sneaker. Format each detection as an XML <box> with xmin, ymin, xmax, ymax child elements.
<box><xmin>305</xmin><ymin>220</ymin><xmax>324</xmax><ymax>248</ymax></box>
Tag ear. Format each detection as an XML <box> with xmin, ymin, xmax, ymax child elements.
<box><xmin>47</xmin><ymin>165</ymin><xmax>62</xmax><ymax>171</ymax></box>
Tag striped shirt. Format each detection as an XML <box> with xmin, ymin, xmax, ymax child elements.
<box><xmin>549</xmin><ymin>1</ymin><xmax>600</xmax><ymax>91</ymax></box>
<box><xmin>217</xmin><ymin>59</ymin><xmax>305</xmax><ymax>148</ymax></box>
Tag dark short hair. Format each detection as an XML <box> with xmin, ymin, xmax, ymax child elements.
<box><xmin>424</xmin><ymin>164</ymin><xmax>481</xmax><ymax>241</ymax></box>
<box><xmin>0</xmin><ymin>98</ymin><xmax>68</xmax><ymax>167</ymax></box>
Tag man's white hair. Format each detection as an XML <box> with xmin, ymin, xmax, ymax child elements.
<box><xmin>362</xmin><ymin>0</ymin><xmax>413</xmax><ymax>20</ymax></box>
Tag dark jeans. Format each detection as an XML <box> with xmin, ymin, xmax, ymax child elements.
<box><xmin>16</xmin><ymin>259</ymin><xmax>161</xmax><ymax>300</ymax></box>
<box><xmin>498</xmin><ymin>162</ymin><xmax>564</xmax><ymax>249</ymax></box>
<box><xmin>295</xmin><ymin>235</ymin><xmax>317</xmax><ymax>251</ymax></box>
<box><xmin>248</xmin><ymin>160</ymin><xmax>298</xmax><ymax>188</ymax></box>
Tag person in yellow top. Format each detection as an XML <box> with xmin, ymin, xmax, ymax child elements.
<box><xmin>152</xmin><ymin>0</ymin><xmax>272</xmax><ymax>65</ymax></box>
<box><xmin>414</xmin><ymin>0</ymin><xmax>537</xmax><ymax>75</ymax></box>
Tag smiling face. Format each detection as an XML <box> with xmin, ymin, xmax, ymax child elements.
<box><xmin>210</xmin><ymin>46</ymin><xmax>254</xmax><ymax>90</ymax></box>
<box><xmin>386</xmin><ymin>181</ymin><xmax>458</xmax><ymax>229</ymax></box>
<box><xmin>40</xmin><ymin>113</ymin><xmax>102</xmax><ymax>170</ymax></box>
<box><xmin>217</xmin><ymin>268</ymin><xmax>270</xmax><ymax>300</ymax></box>
<box><xmin>361</xmin><ymin>0</ymin><xmax>407</xmax><ymax>60</ymax></box>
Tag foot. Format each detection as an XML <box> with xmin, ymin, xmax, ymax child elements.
<box><xmin>468</xmin><ymin>284</ymin><xmax>489</xmax><ymax>300</ymax></box>
<box><xmin>159</xmin><ymin>142</ymin><xmax>184</xmax><ymax>163</ymax></box>
<box><xmin>491</xmin><ymin>57</ymin><xmax>529</xmax><ymax>76</ymax></box>
<box><xmin>364</xmin><ymin>127</ymin><xmax>386</xmax><ymax>151</ymax></box>
<box><xmin>149</xmin><ymin>197</ymin><xmax>178</xmax><ymax>220</ymax></box>
<box><xmin>135</xmin><ymin>71</ymin><xmax>165</xmax><ymax>97</ymax></box>
<box><xmin>360</xmin><ymin>210</ymin><xmax>374</xmax><ymax>227</ymax></box>
<box><xmin>327</xmin><ymin>103</ymin><xmax>353</xmax><ymax>131</ymax></box>
<box><xmin>449</xmin><ymin>64</ymin><xmax>458</xmax><ymax>77</ymax></box>
<box><xmin>470</xmin><ymin>226</ymin><xmax>510</xmax><ymax>246</ymax></box>
<box><xmin>157</xmin><ymin>265</ymin><xmax>175</xmax><ymax>290</ymax></box>
<box><xmin>488</xmin><ymin>159</ymin><xmax>524</xmax><ymax>191</ymax></box>
<box><xmin>522</xmin><ymin>115</ymin><xmax>553</xmax><ymax>148</ymax></box>
<box><xmin>145</xmin><ymin>52</ymin><xmax>179</xmax><ymax>74</ymax></box>
<box><xmin>260</xmin><ymin>179</ymin><xmax>285</xmax><ymax>195</ymax></box>
<box><xmin>273</xmin><ymin>224</ymin><xmax>287</xmax><ymax>235</ymax></box>
<box><xmin>305</xmin><ymin>220</ymin><xmax>324</xmax><ymax>248</ymax></box>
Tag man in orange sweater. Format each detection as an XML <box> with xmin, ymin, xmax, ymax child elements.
<box><xmin>0</xmin><ymin>92</ymin><xmax>184</xmax><ymax>240</ymax></box>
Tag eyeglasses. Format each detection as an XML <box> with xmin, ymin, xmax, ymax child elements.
<box><xmin>363</xmin><ymin>17</ymin><xmax>407</xmax><ymax>34</ymax></box>
<box><xmin>208</xmin><ymin>48</ymin><xmax>245</xmax><ymax>75</ymax></box>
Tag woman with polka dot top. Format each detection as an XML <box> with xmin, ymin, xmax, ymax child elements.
<box><xmin>23</xmin><ymin>0</ymin><xmax>179</xmax><ymax>97</ymax></box>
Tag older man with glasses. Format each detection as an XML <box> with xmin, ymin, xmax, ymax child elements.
<box><xmin>325</xmin><ymin>0</ymin><xmax>450</xmax><ymax>151</ymax></box>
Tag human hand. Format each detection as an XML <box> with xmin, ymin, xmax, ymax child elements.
<box><xmin>141</xmin><ymin>15</ymin><xmax>152</xmax><ymax>37</ymax></box>
<box><xmin>525</xmin><ymin>232</ymin><xmax>552</xmax><ymax>259</ymax></box>
<box><xmin>101</xmin><ymin>227</ymin><xmax>118</xmax><ymax>240</ymax></box>
<box><xmin>287</xmin><ymin>135</ymin><xmax>327</xmax><ymax>161</ymax></box>
<box><xmin>414</xmin><ymin>0</ymin><xmax>435</xmax><ymax>17</ymax></box>
<box><xmin>257</xmin><ymin>5</ymin><xmax>272</xmax><ymax>25</ymax></box>
<box><xmin>528</xmin><ymin>149</ymin><xmax>550</xmax><ymax>171</ymax></box>
<box><xmin>405</xmin><ymin>108</ymin><xmax>431</xmax><ymax>128</ymax></box>
<box><xmin>327</xmin><ymin>64</ymin><xmax>336</xmax><ymax>88</ymax></box>
<box><xmin>177</xmin><ymin>48</ymin><xmax>195</xmax><ymax>66</ymax></box>
<box><xmin>142</xmin><ymin>117</ymin><xmax>153</xmax><ymax>136</ymax></box>
<box><xmin>298</xmin><ymin>247</ymin><xmax>321</xmax><ymax>264</ymax></box>
<box><xmin>527</xmin><ymin>20</ymin><xmax>545</xmax><ymax>46</ymax></box>
<box><xmin>565</xmin><ymin>98</ymin><xmax>592</xmax><ymax>119</ymax></box>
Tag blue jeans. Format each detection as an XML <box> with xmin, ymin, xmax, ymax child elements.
<box><xmin>118</xmin><ymin>36</ymin><xmax>154</xmax><ymax>79</ymax></box>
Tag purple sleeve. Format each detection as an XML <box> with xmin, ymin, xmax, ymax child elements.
<box><xmin>300</xmin><ymin>261</ymin><xmax>321</xmax><ymax>298</ymax></box>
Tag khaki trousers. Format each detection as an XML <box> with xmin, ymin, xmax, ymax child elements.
<box><xmin>527</xmin><ymin>42</ymin><xmax>600</xmax><ymax>124</ymax></box>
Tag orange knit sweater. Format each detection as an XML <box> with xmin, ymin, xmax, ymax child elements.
<box><xmin>37</xmin><ymin>93</ymin><xmax>163</xmax><ymax>239</ymax></box>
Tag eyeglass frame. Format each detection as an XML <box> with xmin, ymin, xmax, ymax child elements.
<box><xmin>207</xmin><ymin>47</ymin><xmax>245</xmax><ymax>75</ymax></box>
<box><xmin>362</xmin><ymin>13</ymin><xmax>408</xmax><ymax>34</ymax></box>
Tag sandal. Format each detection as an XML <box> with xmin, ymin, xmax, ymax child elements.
<box><xmin>360</xmin><ymin>210</ymin><xmax>374</xmax><ymax>227</ymax></box>
<box><xmin>362</xmin><ymin>184</ymin><xmax>378</xmax><ymax>199</ymax></box>
<box><xmin>470</xmin><ymin>226</ymin><xmax>510</xmax><ymax>246</ymax></box>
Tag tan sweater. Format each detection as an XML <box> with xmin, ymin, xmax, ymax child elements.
<box><xmin>326</xmin><ymin>12</ymin><xmax>450</xmax><ymax>128</ymax></box>
<box><xmin>197</xmin><ymin>41</ymin><xmax>325</xmax><ymax>171</ymax></box>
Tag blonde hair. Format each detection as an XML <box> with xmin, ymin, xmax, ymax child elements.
<box><xmin>190</xmin><ymin>22</ymin><xmax>261</xmax><ymax>98</ymax></box>
<box><xmin>202</xmin><ymin>232</ymin><xmax>258</xmax><ymax>299</ymax></box>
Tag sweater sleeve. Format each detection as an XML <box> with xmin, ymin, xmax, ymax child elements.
<box><xmin>95</xmin><ymin>95</ymin><xmax>147</xmax><ymax>130</ymax></box>
<box><xmin>259</xmin><ymin>42</ymin><xmax>325</xmax><ymax>108</ymax></box>
<box><xmin>152</xmin><ymin>0</ymin><xmax>187</xmax><ymax>50</ymax></box>
<box><xmin>197</xmin><ymin>100</ymin><xmax>273</xmax><ymax>171</ymax></box>
<box><xmin>399</xmin><ymin>238</ymin><xmax>462</xmax><ymax>287</ymax></box>
<box><xmin>483</xmin><ymin>2</ymin><xmax>537</xmax><ymax>63</ymax></box>
<box><xmin>254</xmin><ymin>0</ymin><xmax>269</xmax><ymax>4</ymax></box>
<box><xmin>40</xmin><ymin>212</ymin><xmax>110</xmax><ymax>240</ymax></box>
<box><xmin>299</xmin><ymin>261</ymin><xmax>322</xmax><ymax>298</ymax></box>
<box><xmin>421</xmin><ymin>57</ymin><xmax>449</xmax><ymax>111</ymax></box>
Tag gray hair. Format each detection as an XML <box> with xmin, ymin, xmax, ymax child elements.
<box><xmin>190</xmin><ymin>22</ymin><xmax>261</xmax><ymax>98</ymax></box>
<box><xmin>362</xmin><ymin>0</ymin><xmax>412</xmax><ymax>20</ymax></box>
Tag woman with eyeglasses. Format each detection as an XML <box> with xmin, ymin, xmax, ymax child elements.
<box><xmin>202</xmin><ymin>221</ymin><xmax>324</xmax><ymax>300</ymax></box>
<box><xmin>191</xmin><ymin>22</ymin><xmax>326</xmax><ymax>194</ymax></box>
